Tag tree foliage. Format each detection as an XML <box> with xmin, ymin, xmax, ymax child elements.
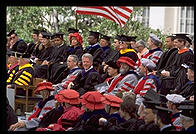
<box><xmin>7</xmin><ymin>6</ymin><xmax>168</xmax><ymax>50</ymax></box>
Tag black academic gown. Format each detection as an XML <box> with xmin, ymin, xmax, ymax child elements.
<box><xmin>71</xmin><ymin>67</ymin><xmax>102</xmax><ymax>95</ymax></box>
<box><xmin>138</xmin><ymin>121</ymin><xmax>160</xmax><ymax>131</ymax></box>
<box><xmin>47</xmin><ymin>44</ymin><xmax>69</xmax><ymax>83</ymax></box>
<box><xmin>33</xmin><ymin>45</ymin><xmax>54</xmax><ymax>79</ymax></box>
<box><xmin>68</xmin><ymin>45</ymin><xmax>84</xmax><ymax>60</ymax></box>
<box><xmin>160</xmin><ymin>49</ymin><xmax>194</xmax><ymax>94</ymax></box>
<box><xmin>179</xmin><ymin>81</ymin><xmax>194</xmax><ymax>99</ymax></box>
<box><xmin>156</xmin><ymin>48</ymin><xmax>178</xmax><ymax>72</ymax></box>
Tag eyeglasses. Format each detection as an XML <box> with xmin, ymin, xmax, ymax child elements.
<box><xmin>119</xmin><ymin>41</ymin><xmax>125</xmax><ymax>44</ymax></box>
<box><xmin>10</xmin><ymin>36</ymin><xmax>16</xmax><ymax>40</ymax></box>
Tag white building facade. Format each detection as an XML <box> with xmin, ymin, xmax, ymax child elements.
<box><xmin>136</xmin><ymin>6</ymin><xmax>194</xmax><ymax>37</ymax></box>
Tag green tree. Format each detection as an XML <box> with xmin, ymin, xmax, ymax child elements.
<box><xmin>7</xmin><ymin>6</ymin><xmax>168</xmax><ymax>50</ymax></box>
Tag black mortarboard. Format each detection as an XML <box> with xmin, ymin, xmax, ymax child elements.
<box><xmin>41</xmin><ymin>32</ymin><xmax>51</xmax><ymax>39</ymax></box>
<box><xmin>54</xmin><ymin>32</ymin><xmax>64</xmax><ymax>39</ymax></box>
<box><xmin>173</xmin><ymin>33</ymin><xmax>190</xmax><ymax>41</ymax></box>
<box><xmin>68</xmin><ymin>28</ymin><xmax>79</xmax><ymax>33</ymax></box>
<box><xmin>89</xmin><ymin>31</ymin><xmax>100</xmax><ymax>39</ymax></box>
<box><xmin>120</xmin><ymin>35</ymin><xmax>130</xmax><ymax>42</ymax></box>
<box><xmin>51</xmin><ymin>33</ymin><xmax>56</xmax><ymax>40</ymax></box>
<box><xmin>114</xmin><ymin>35</ymin><xmax>121</xmax><ymax>41</ymax></box>
<box><xmin>143</xmin><ymin>100</ymin><xmax>161</xmax><ymax>109</ymax></box>
<box><xmin>128</xmin><ymin>36</ymin><xmax>137</xmax><ymax>42</ymax></box>
<box><xmin>33</xmin><ymin>29</ymin><xmax>40</xmax><ymax>35</ymax></box>
<box><xmin>178</xmin><ymin>100</ymin><xmax>194</xmax><ymax>118</ymax></box>
<box><xmin>7</xmin><ymin>30</ymin><xmax>16</xmax><ymax>37</ymax></box>
<box><xmin>154</xmin><ymin>106</ymin><xmax>173</xmax><ymax>120</ymax></box>
<box><xmin>100</xmin><ymin>35</ymin><xmax>111</xmax><ymax>41</ymax></box>
<box><xmin>106</xmin><ymin>60</ymin><xmax>119</xmax><ymax>69</ymax></box>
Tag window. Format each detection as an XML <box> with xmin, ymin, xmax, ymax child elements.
<box><xmin>135</xmin><ymin>7</ymin><xmax>150</xmax><ymax>27</ymax></box>
<box><xmin>179</xmin><ymin>6</ymin><xmax>194</xmax><ymax>35</ymax></box>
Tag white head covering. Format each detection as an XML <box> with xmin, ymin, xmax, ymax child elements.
<box><xmin>140</xmin><ymin>58</ymin><xmax>156</xmax><ymax>70</ymax></box>
<box><xmin>166</xmin><ymin>94</ymin><xmax>186</xmax><ymax>104</ymax></box>
<box><xmin>149</xmin><ymin>33</ymin><xmax>162</xmax><ymax>44</ymax></box>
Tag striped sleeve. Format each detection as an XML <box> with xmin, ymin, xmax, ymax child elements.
<box><xmin>149</xmin><ymin>51</ymin><xmax>163</xmax><ymax>65</ymax></box>
<box><xmin>14</xmin><ymin>69</ymin><xmax>33</xmax><ymax>87</ymax></box>
<box><xmin>139</xmin><ymin>79</ymin><xmax>157</xmax><ymax>96</ymax></box>
<box><xmin>6</xmin><ymin>70</ymin><xmax>17</xmax><ymax>84</ymax></box>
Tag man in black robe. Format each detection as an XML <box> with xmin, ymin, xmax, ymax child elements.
<box><xmin>68</xmin><ymin>53</ymin><xmax>102</xmax><ymax>95</ymax></box>
<box><xmin>84</xmin><ymin>31</ymin><xmax>104</xmax><ymax>71</ymax></box>
<box><xmin>179</xmin><ymin>62</ymin><xmax>194</xmax><ymax>99</ymax></box>
<box><xmin>47</xmin><ymin>32</ymin><xmax>70</xmax><ymax>83</ymax></box>
<box><xmin>160</xmin><ymin>34</ymin><xmax>194</xmax><ymax>95</ymax></box>
<box><xmin>26</xmin><ymin>29</ymin><xmax>40</xmax><ymax>56</ymax></box>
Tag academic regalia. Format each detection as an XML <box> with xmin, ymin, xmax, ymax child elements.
<box><xmin>84</xmin><ymin>43</ymin><xmax>104</xmax><ymax>69</ymax></box>
<box><xmin>68</xmin><ymin>45</ymin><xmax>84</xmax><ymax>61</ymax></box>
<box><xmin>119</xmin><ymin>48</ymin><xmax>138</xmax><ymax>63</ymax></box>
<box><xmin>53</xmin><ymin>67</ymin><xmax>82</xmax><ymax>94</ymax></box>
<box><xmin>103</xmin><ymin>49</ymin><xmax>120</xmax><ymax>63</ymax></box>
<box><xmin>10</xmin><ymin>39</ymin><xmax>27</xmax><ymax>53</ymax></box>
<box><xmin>38</xmin><ymin>106</ymin><xmax>64</xmax><ymax>128</ymax></box>
<box><xmin>32</xmin><ymin>42</ymin><xmax>42</xmax><ymax>57</ymax></box>
<box><xmin>6</xmin><ymin>63</ymin><xmax>19</xmax><ymax>84</ymax></box>
<box><xmin>26</xmin><ymin>41</ymin><xmax>40</xmax><ymax>56</ymax></box>
<box><xmin>179</xmin><ymin>81</ymin><xmax>194</xmax><ymax>99</ymax></box>
<box><xmin>160</xmin><ymin>48</ymin><xmax>194</xmax><ymax>94</ymax></box>
<box><xmin>47</xmin><ymin>43</ymin><xmax>70</xmax><ymax>83</ymax></box>
<box><xmin>33</xmin><ymin>45</ymin><xmax>55</xmax><ymax>79</ymax></box>
<box><xmin>71</xmin><ymin>67</ymin><xmax>102</xmax><ymax>95</ymax></box>
<box><xmin>156</xmin><ymin>47</ymin><xmax>178</xmax><ymax>71</ymax></box>
<box><xmin>71</xmin><ymin>109</ymin><xmax>108</xmax><ymax>131</ymax></box>
<box><xmin>15</xmin><ymin>95</ymin><xmax>55</xmax><ymax>131</ymax></box>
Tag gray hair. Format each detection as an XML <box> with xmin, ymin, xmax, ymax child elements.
<box><xmin>68</xmin><ymin>54</ymin><xmax>79</xmax><ymax>63</ymax></box>
<box><xmin>82</xmin><ymin>53</ymin><xmax>93</xmax><ymax>62</ymax></box>
<box><xmin>136</xmin><ymin>39</ymin><xmax>146</xmax><ymax>47</ymax></box>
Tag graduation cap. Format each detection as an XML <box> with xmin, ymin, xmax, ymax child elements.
<box><xmin>6</xmin><ymin>51</ymin><xmax>19</xmax><ymax>57</ymax></box>
<box><xmin>68</xmin><ymin>28</ymin><xmax>79</xmax><ymax>33</ymax></box>
<box><xmin>114</xmin><ymin>35</ymin><xmax>121</xmax><ymax>41</ymax></box>
<box><xmin>143</xmin><ymin>89</ymin><xmax>167</xmax><ymax>106</ymax></box>
<box><xmin>7</xmin><ymin>30</ymin><xmax>16</xmax><ymax>37</ymax></box>
<box><xmin>143</xmin><ymin>99</ymin><xmax>161</xmax><ymax>109</ymax></box>
<box><xmin>100</xmin><ymin>34</ymin><xmax>111</xmax><ymax>41</ymax></box>
<box><xmin>178</xmin><ymin>100</ymin><xmax>194</xmax><ymax>118</ymax></box>
<box><xmin>128</xmin><ymin>36</ymin><xmax>137</xmax><ymax>42</ymax></box>
<box><xmin>120</xmin><ymin>35</ymin><xmax>130</xmax><ymax>42</ymax></box>
<box><xmin>173</xmin><ymin>33</ymin><xmax>192</xmax><ymax>44</ymax></box>
<box><xmin>41</xmin><ymin>32</ymin><xmax>51</xmax><ymax>39</ymax></box>
<box><xmin>105</xmin><ymin>60</ymin><xmax>119</xmax><ymax>69</ymax></box>
<box><xmin>89</xmin><ymin>31</ymin><xmax>100</xmax><ymax>39</ymax></box>
<box><xmin>154</xmin><ymin>106</ymin><xmax>173</xmax><ymax>121</ymax></box>
<box><xmin>33</xmin><ymin>29</ymin><xmax>40</xmax><ymax>35</ymax></box>
<box><xmin>51</xmin><ymin>33</ymin><xmax>56</xmax><ymax>40</ymax></box>
<box><xmin>54</xmin><ymin>32</ymin><xmax>64</xmax><ymax>39</ymax></box>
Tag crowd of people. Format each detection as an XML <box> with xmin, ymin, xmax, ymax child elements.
<box><xmin>6</xmin><ymin>27</ymin><xmax>194</xmax><ymax>131</ymax></box>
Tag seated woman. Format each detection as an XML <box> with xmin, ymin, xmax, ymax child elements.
<box><xmin>9</xmin><ymin>82</ymin><xmax>56</xmax><ymax>131</ymax></box>
<box><xmin>36</xmin><ymin>89</ymin><xmax>83</xmax><ymax>131</ymax></box>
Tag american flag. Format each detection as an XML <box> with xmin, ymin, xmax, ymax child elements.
<box><xmin>76</xmin><ymin>6</ymin><xmax>133</xmax><ymax>27</ymax></box>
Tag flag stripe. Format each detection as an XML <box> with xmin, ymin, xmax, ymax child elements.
<box><xmin>76</xmin><ymin>6</ymin><xmax>133</xmax><ymax>27</ymax></box>
<box><xmin>76</xmin><ymin>7</ymin><xmax>122</xmax><ymax>26</ymax></box>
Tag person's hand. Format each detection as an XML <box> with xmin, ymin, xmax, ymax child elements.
<box><xmin>42</xmin><ymin>60</ymin><xmax>49</xmax><ymax>65</ymax></box>
<box><xmin>152</xmin><ymin>70</ymin><xmax>157</xmax><ymax>75</ymax></box>
<box><xmin>48</xmin><ymin>124</ymin><xmax>54</xmax><ymax>129</ymax></box>
<box><xmin>67</xmin><ymin>82</ymin><xmax>74</xmax><ymax>90</ymax></box>
<box><xmin>9</xmin><ymin>121</ymin><xmax>25</xmax><ymax>131</ymax></box>
<box><xmin>99</xmin><ymin>118</ymin><xmax>107</xmax><ymax>126</ymax></box>
<box><xmin>189</xmin><ymin>95</ymin><xmax>194</xmax><ymax>101</ymax></box>
<box><xmin>161</xmin><ymin>70</ymin><xmax>170</xmax><ymax>77</ymax></box>
<box><xmin>7</xmin><ymin>85</ymin><xmax>12</xmax><ymax>88</ymax></box>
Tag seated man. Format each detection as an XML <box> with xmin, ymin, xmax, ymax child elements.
<box><xmin>68</xmin><ymin>53</ymin><xmax>102</xmax><ymax>95</ymax></box>
<box><xmin>53</xmin><ymin>55</ymin><xmax>82</xmax><ymax>95</ymax></box>
<box><xmin>9</xmin><ymin>82</ymin><xmax>56</xmax><ymax>131</ymax></box>
<box><xmin>96</xmin><ymin>56</ymin><xmax>138</xmax><ymax>96</ymax></box>
<box><xmin>134</xmin><ymin>58</ymin><xmax>161</xmax><ymax>106</ymax></box>
<box><xmin>6</xmin><ymin>52</ymin><xmax>34</xmax><ymax>109</ymax></box>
